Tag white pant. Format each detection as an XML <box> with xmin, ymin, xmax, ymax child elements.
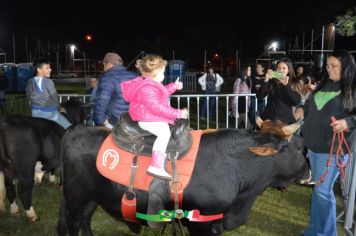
<box><xmin>138</xmin><ymin>121</ymin><xmax>171</xmax><ymax>152</ymax></box>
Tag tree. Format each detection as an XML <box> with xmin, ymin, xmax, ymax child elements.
<box><xmin>336</xmin><ymin>8</ymin><xmax>356</xmax><ymax>36</ymax></box>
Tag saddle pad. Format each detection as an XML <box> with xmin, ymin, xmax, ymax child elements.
<box><xmin>96</xmin><ymin>130</ymin><xmax>203</xmax><ymax>191</ymax></box>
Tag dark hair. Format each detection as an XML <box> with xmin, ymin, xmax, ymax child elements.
<box><xmin>239</xmin><ymin>66</ymin><xmax>252</xmax><ymax>87</ymax></box>
<box><xmin>33</xmin><ymin>58</ymin><xmax>50</xmax><ymax>70</ymax></box>
<box><xmin>276</xmin><ymin>58</ymin><xmax>296</xmax><ymax>80</ymax></box>
<box><xmin>267</xmin><ymin>57</ymin><xmax>300</xmax><ymax>94</ymax></box>
<box><xmin>315</xmin><ymin>50</ymin><xmax>356</xmax><ymax>114</ymax></box>
<box><xmin>256</xmin><ymin>63</ymin><xmax>265</xmax><ymax>69</ymax></box>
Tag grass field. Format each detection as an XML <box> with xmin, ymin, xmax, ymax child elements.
<box><xmin>0</xmin><ymin>178</ymin><xmax>347</xmax><ymax>236</ymax></box>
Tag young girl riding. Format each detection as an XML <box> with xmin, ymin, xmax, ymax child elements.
<box><xmin>121</xmin><ymin>54</ymin><xmax>189</xmax><ymax>180</ymax></box>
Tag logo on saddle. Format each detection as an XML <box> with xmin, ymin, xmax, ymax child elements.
<box><xmin>102</xmin><ymin>149</ymin><xmax>119</xmax><ymax>170</ymax></box>
<box><xmin>112</xmin><ymin>113</ymin><xmax>192</xmax><ymax>158</ymax></box>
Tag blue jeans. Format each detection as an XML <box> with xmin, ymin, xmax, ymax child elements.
<box><xmin>304</xmin><ymin>150</ymin><xmax>348</xmax><ymax>236</ymax></box>
<box><xmin>32</xmin><ymin>109</ymin><xmax>72</xmax><ymax>129</ymax></box>
<box><xmin>200</xmin><ymin>92</ymin><xmax>216</xmax><ymax>119</ymax></box>
<box><xmin>0</xmin><ymin>90</ymin><xmax>4</xmax><ymax>107</ymax></box>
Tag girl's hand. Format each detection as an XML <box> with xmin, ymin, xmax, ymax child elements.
<box><xmin>330</xmin><ymin>118</ymin><xmax>349</xmax><ymax>133</ymax></box>
<box><xmin>179</xmin><ymin>109</ymin><xmax>189</xmax><ymax>119</ymax></box>
<box><xmin>308</xmin><ymin>81</ymin><xmax>316</xmax><ymax>91</ymax></box>
<box><xmin>175</xmin><ymin>77</ymin><xmax>183</xmax><ymax>90</ymax></box>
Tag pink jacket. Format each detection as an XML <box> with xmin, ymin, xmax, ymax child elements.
<box><xmin>121</xmin><ymin>76</ymin><xmax>180</xmax><ymax>124</ymax></box>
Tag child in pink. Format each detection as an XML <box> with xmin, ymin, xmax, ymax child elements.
<box><xmin>121</xmin><ymin>55</ymin><xmax>188</xmax><ymax>180</ymax></box>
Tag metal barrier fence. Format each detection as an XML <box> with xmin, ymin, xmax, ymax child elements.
<box><xmin>1</xmin><ymin>93</ymin><xmax>257</xmax><ymax>130</ymax></box>
<box><xmin>0</xmin><ymin>96</ymin><xmax>31</xmax><ymax>117</ymax></box>
<box><xmin>338</xmin><ymin>150</ymin><xmax>356</xmax><ymax>236</ymax></box>
<box><xmin>58</xmin><ymin>93</ymin><xmax>258</xmax><ymax>130</ymax></box>
<box><xmin>165</xmin><ymin>74</ymin><xmax>197</xmax><ymax>93</ymax></box>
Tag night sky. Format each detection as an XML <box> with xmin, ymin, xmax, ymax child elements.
<box><xmin>0</xmin><ymin>0</ymin><xmax>355</xmax><ymax>65</ymax></box>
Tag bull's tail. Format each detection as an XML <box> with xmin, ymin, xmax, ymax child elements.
<box><xmin>0</xmin><ymin>171</ymin><xmax>5</xmax><ymax>213</ymax></box>
<box><xmin>56</xmin><ymin>197</ymin><xmax>68</xmax><ymax>236</ymax></box>
<box><xmin>59</xmin><ymin>127</ymin><xmax>73</xmax><ymax>187</ymax></box>
<box><xmin>0</xmin><ymin>123</ymin><xmax>6</xmax><ymax>212</ymax></box>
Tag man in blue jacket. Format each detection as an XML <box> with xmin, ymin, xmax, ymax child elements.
<box><xmin>93</xmin><ymin>53</ymin><xmax>137</xmax><ymax>128</ymax></box>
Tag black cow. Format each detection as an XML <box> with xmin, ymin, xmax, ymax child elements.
<box><xmin>57</xmin><ymin>120</ymin><xmax>309</xmax><ymax>236</ymax></box>
<box><xmin>0</xmin><ymin>97</ymin><xmax>88</xmax><ymax>222</ymax></box>
<box><xmin>0</xmin><ymin>116</ymin><xmax>65</xmax><ymax>221</ymax></box>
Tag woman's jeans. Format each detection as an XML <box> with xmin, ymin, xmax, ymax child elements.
<box><xmin>200</xmin><ymin>92</ymin><xmax>216</xmax><ymax>119</ymax></box>
<box><xmin>32</xmin><ymin>109</ymin><xmax>72</xmax><ymax>129</ymax></box>
<box><xmin>304</xmin><ymin>150</ymin><xmax>348</xmax><ymax>236</ymax></box>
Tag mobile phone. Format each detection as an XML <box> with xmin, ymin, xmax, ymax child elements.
<box><xmin>270</xmin><ymin>71</ymin><xmax>284</xmax><ymax>80</ymax></box>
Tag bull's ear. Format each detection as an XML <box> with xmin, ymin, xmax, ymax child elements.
<box><xmin>255</xmin><ymin>116</ymin><xmax>263</xmax><ymax>129</ymax></box>
<box><xmin>249</xmin><ymin>146</ymin><xmax>278</xmax><ymax>156</ymax></box>
<box><xmin>281</xmin><ymin>123</ymin><xmax>301</xmax><ymax>136</ymax></box>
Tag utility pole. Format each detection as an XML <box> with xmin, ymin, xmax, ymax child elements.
<box><xmin>235</xmin><ymin>50</ymin><xmax>239</xmax><ymax>74</ymax></box>
<box><xmin>12</xmin><ymin>34</ymin><xmax>16</xmax><ymax>63</ymax></box>
<box><xmin>204</xmin><ymin>50</ymin><xmax>207</xmax><ymax>72</ymax></box>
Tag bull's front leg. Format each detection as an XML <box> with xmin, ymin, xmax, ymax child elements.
<box><xmin>17</xmin><ymin>178</ymin><xmax>38</xmax><ymax>222</ymax></box>
<box><xmin>4</xmin><ymin>175</ymin><xmax>19</xmax><ymax>215</ymax></box>
<box><xmin>223</xmin><ymin>196</ymin><xmax>257</xmax><ymax>230</ymax></box>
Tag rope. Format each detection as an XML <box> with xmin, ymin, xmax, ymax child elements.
<box><xmin>316</xmin><ymin>117</ymin><xmax>351</xmax><ymax>187</ymax></box>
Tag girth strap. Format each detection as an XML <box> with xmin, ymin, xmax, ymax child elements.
<box><xmin>169</xmin><ymin>152</ymin><xmax>183</xmax><ymax>209</ymax></box>
<box><xmin>121</xmin><ymin>144</ymin><xmax>143</xmax><ymax>222</ymax></box>
<box><xmin>169</xmin><ymin>152</ymin><xmax>185</xmax><ymax>236</ymax></box>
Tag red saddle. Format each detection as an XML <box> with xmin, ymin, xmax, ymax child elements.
<box><xmin>96</xmin><ymin>130</ymin><xmax>203</xmax><ymax>192</ymax></box>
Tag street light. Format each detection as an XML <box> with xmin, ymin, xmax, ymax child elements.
<box><xmin>268</xmin><ymin>42</ymin><xmax>278</xmax><ymax>52</ymax></box>
<box><xmin>85</xmin><ymin>34</ymin><xmax>93</xmax><ymax>42</ymax></box>
<box><xmin>69</xmin><ymin>45</ymin><xmax>76</xmax><ymax>71</ymax></box>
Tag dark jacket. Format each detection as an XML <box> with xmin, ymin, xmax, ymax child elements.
<box><xmin>257</xmin><ymin>80</ymin><xmax>301</xmax><ymax>124</ymax></box>
<box><xmin>302</xmin><ymin>80</ymin><xmax>356</xmax><ymax>153</ymax></box>
<box><xmin>93</xmin><ymin>65</ymin><xmax>137</xmax><ymax>126</ymax></box>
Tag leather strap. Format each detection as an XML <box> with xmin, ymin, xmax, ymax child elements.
<box><xmin>121</xmin><ymin>149</ymin><xmax>141</xmax><ymax>222</ymax></box>
<box><xmin>169</xmin><ymin>152</ymin><xmax>183</xmax><ymax>209</ymax></box>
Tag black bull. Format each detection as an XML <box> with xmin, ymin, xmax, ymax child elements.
<box><xmin>58</xmin><ymin>125</ymin><xmax>309</xmax><ymax>236</ymax></box>
<box><xmin>0</xmin><ymin>98</ymin><xmax>87</xmax><ymax>221</ymax></box>
<box><xmin>0</xmin><ymin>115</ymin><xmax>65</xmax><ymax>221</ymax></box>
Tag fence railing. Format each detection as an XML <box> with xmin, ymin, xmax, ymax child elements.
<box><xmin>165</xmin><ymin>74</ymin><xmax>197</xmax><ymax>93</ymax></box>
<box><xmin>0</xmin><ymin>96</ymin><xmax>31</xmax><ymax>116</ymax></box>
<box><xmin>57</xmin><ymin>93</ymin><xmax>258</xmax><ymax>130</ymax></box>
<box><xmin>1</xmin><ymin>93</ymin><xmax>257</xmax><ymax>130</ymax></box>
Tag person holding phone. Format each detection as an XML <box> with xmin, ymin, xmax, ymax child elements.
<box><xmin>121</xmin><ymin>54</ymin><xmax>189</xmax><ymax>180</ymax></box>
<box><xmin>257</xmin><ymin>57</ymin><xmax>301</xmax><ymax>124</ymax></box>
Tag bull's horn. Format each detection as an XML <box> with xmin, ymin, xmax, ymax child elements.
<box><xmin>255</xmin><ymin>116</ymin><xmax>263</xmax><ymax>128</ymax></box>
<box><xmin>282</xmin><ymin>123</ymin><xmax>301</xmax><ymax>136</ymax></box>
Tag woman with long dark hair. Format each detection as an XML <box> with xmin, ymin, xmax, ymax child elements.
<box><xmin>295</xmin><ymin>50</ymin><xmax>356</xmax><ymax>236</ymax></box>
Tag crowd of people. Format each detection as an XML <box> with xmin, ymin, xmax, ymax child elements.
<box><xmin>17</xmin><ymin>49</ymin><xmax>356</xmax><ymax>235</ymax></box>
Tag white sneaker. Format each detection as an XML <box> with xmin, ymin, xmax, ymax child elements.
<box><xmin>147</xmin><ymin>166</ymin><xmax>171</xmax><ymax>180</ymax></box>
